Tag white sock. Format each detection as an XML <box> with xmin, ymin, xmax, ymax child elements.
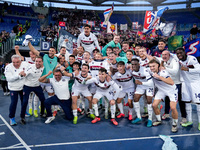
<box><xmin>147</xmin><ymin>103</ymin><xmax>153</xmax><ymax>121</ymax></box>
<box><xmin>28</xmin><ymin>93</ymin><xmax>33</xmax><ymax>109</ymax></box>
<box><xmin>172</xmin><ymin>119</ymin><xmax>178</xmax><ymax>126</ymax></box>
<box><xmin>143</xmin><ymin>96</ymin><xmax>147</xmax><ymax>108</ymax></box>
<box><xmin>48</xmin><ymin>95</ymin><xmax>52</xmax><ymax>98</ymax></box>
<box><xmin>156</xmin><ymin>115</ymin><xmax>161</xmax><ymax>121</ymax></box>
<box><xmin>133</xmin><ymin>102</ymin><xmax>141</xmax><ymax>118</ymax></box>
<box><xmin>111</xmin><ymin>104</ymin><xmax>116</xmax><ymax>119</ymax></box>
<box><xmin>196</xmin><ymin>104</ymin><xmax>200</xmax><ymax>123</ymax></box>
<box><xmin>73</xmin><ymin>109</ymin><xmax>77</xmax><ymax>117</ymax></box>
<box><xmin>81</xmin><ymin>98</ymin><xmax>85</xmax><ymax>110</ymax></box>
<box><xmin>89</xmin><ymin>109</ymin><xmax>93</xmax><ymax>114</ymax></box>
<box><xmin>104</xmin><ymin>99</ymin><xmax>109</xmax><ymax>114</ymax></box>
<box><xmin>129</xmin><ymin>107</ymin><xmax>133</xmax><ymax>116</ymax></box>
<box><xmin>33</xmin><ymin>95</ymin><xmax>39</xmax><ymax>111</ymax></box>
<box><xmin>117</xmin><ymin>103</ymin><xmax>124</xmax><ymax>114</ymax></box>
<box><xmin>77</xmin><ymin>98</ymin><xmax>81</xmax><ymax>109</ymax></box>
<box><xmin>93</xmin><ymin>104</ymin><xmax>99</xmax><ymax>117</ymax></box>
<box><xmin>186</xmin><ymin>103</ymin><xmax>192</xmax><ymax>122</ymax></box>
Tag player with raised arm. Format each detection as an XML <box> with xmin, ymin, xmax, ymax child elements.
<box><xmin>20</xmin><ymin>56</ymin><xmax>46</xmax><ymax>124</ymax></box>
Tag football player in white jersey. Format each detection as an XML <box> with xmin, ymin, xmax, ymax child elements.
<box><xmin>176</xmin><ymin>47</ymin><xmax>200</xmax><ymax>130</ymax></box>
<box><xmin>77</xmin><ymin>24</ymin><xmax>100</xmax><ymax>54</ymax></box>
<box><xmin>138</xmin><ymin>47</ymin><xmax>150</xmax><ymax>68</ymax></box>
<box><xmin>61</xmin><ymin>64</ymin><xmax>95</xmax><ymax>124</ymax></box>
<box><xmin>149</xmin><ymin>59</ymin><xmax>178</xmax><ymax>133</ymax></box>
<box><xmin>112</xmin><ymin>61</ymin><xmax>135</xmax><ymax>121</ymax></box>
<box><xmin>131</xmin><ymin>58</ymin><xmax>154</xmax><ymax>127</ymax></box>
<box><xmin>89</xmin><ymin>52</ymin><xmax>110</xmax><ymax>94</ymax></box>
<box><xmin>138</xmin><ymin>47</ymin><xmax>152</xmax><ymax>117</ymax></box>
<box><xmin>109</xmin><ymin>52</ymin><xmax>118</xmax><ymax>75</ymax></box>
<box><xmin>83</xmin><ymin>68</ymin><xmax>121</xmax><ymax>125</ymax></box>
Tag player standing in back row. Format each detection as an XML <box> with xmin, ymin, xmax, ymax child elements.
<box><xmin>77</xmin><ymin>24</ymin><xmax>100</xmax><ymax>54</ymax></box>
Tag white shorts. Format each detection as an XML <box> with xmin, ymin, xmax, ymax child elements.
<box><xmin>88</xmin><ymin>83</ymin><xmax>97</xmax><ymax>94</ymax></box>
<box><xmin>118</xmin><ymin>88</ymin><xmax>134</xmax><ymax>100</ymax></box>
<box><xmin>182</xmin><ymin>81</ymin><xmax>200</xmax><ymax>103</ymax></box>
<box><xmin>135</xmin><ymin>85</ymin><xmax>154</xmax><ymax>97</ymax></box>
<box><xmin>71</xmin><ymin>87</ymin><xmax>92</xmax><ymax>97</ymax></box>
<box><xmin>40</xmin><ymin>83</ymin><xmax>54</xmax><ymax>94</ymax></box>
<box><xmin>154</xmin><ymin>89</ymin><xmax>178</xmax><ymax>102</ymax></box>
<box><xmin>93</xmin><ymin>90</ymin><xmax>114</xmax><ymax>101</ymax></box>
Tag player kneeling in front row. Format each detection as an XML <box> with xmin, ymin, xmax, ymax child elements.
<box><xmin>61</xmin><ymin>64</ymin><xmax>95</xmax><ymax>124</ymax></box>
<box><xmin>131</xmin><ymin>58</ymin><xmax>154</xmax><ymax>127</ymax></box>
<box><xmin>39</xmin><ymin>70</ymin><xmax>73</xmax><ymax>124</ymax></box>
<box><xmin>149</xmin><ymin>59</ymin><xmax>178</xmax><ymax>132</ymax></box>
<box><xmin>83</xmin><ymin>68</ymin><xmax>121</xmax><ymax>125</ymax></box>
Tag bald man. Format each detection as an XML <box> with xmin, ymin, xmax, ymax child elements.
<box><xmin>160</xmin><ymin>50</ymin><xmax>186</xmax><ymax>124</ymax></box>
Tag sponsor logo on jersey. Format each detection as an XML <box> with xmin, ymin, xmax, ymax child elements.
<box><xmin>81</xmin><ymin>40</ymin><xmax>94</xmax><ymax>45</ymax></box>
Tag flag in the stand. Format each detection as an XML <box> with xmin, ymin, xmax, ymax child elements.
<box><xmin>86</xmin><ymin>21</ymin><xmax>95</xmax><ymax>27</ymax></box>
<box><xmin>59</xmin><ymin>21</ymin><xmax>65</xmax><ymax>27</ymax></box>
<box><xmin>101</xmin><ymin>3</ymin><xmax>114</xmax><ymax>30</ymax></box>
<box><xmin>143</xmin><ymin>7</ymin><xmax>169</xmax><ymax>34</ymax></box>
<box><xmin>184</xmin><ymin>38</ymin><xmax>200</xmax><ymax>57</ymax></box>
<box><xmin>137</xmin><ymin>31</ymin><xmax>146</xmax><ymax>40</ymax></box>
<box><xmin>159</xmin><ymin>22</ymin><xmax>176</xmax><ymax>36</ymax></box>
<box><xmin>58</xmin><ymin>29</ymin><xmax>77</xmax><ymax>53</ymax></box>
<box><xmin>107</xmin><ymin>22</ymin><xmax>117</xmax><ymax>34</ymax></box>
<box><xmin>120</xmin><ymin>24</ymin><xmax>127</xmax><ymax>30</ymax></box>
<box><xmin>168</xmin><ymin>35</ymin><xmax>183</xmax><ymax>51</ymax></box>
<box><xmin>132</xmin><ymin>22</ymin><xmax>138</xmax><ymax>30</ymax></box>
<box><xmin>82</xmin><ymin>19</ymin><xmax>87</xmax><ymax>24</ymax></box>
<box><xmin>149</xmin><ymin>28</ymin><xmax>157</xmax><ymax>38</ymax></box>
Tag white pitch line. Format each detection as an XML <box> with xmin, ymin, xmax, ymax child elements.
<box><xmin>0</xmin><ymin>124</ymin><xmax>6</xmax><ymax>127</ymax></box>
<box><xmin>1</xmin><ymin>132</ymin><xmax>200</xmax><ymax>149</ymax></box>
<box><xmin>0</xmin><ymin>132</ymin><xmax>5</xmax><ymax>136</ymax></box>
<box><xmin>0</xmin><ymin>115</ymin><xmax>31</xmax><ymax>150</ymax></box>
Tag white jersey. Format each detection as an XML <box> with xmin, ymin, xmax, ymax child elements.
<box><xmin>49</xmin><ymin>76</ymin><xmax>70</xmax><ymax>100</ymax></box>
<box><xmin>132</xmin><ymin>66</ymin><xmax>153</xmax><ymax>86</ymax></box>
<box><xmin>179</xmin><ymin>55</ymin><xmax>200</xmax><ymax>83</ymax></box>
<box><xmin>77</xmin><ymin>32</ymin><xmax>100</xmax><ymax>54</ymax></box>
<box><xmin>139</xmin><ymin>57</ymin><xmax>149</xmax><ymax>68</ymax></box>
<box><xmin>110</xmin><ymin>62</ymin><xmax>118</xmax><ymax>75</ymax></box>
<box><xmin>24</xmin><ymin>57</ymin><xmax>35</xmax><ymax>64</ymax></box>
<box><xmin>112</xmin><ymin>69</ymin><xmax>134</xmax><ymax>89</ymax></box>
<box><xmin>55</xmin><ymin>52</ymin><xmax>70</xmax><ymax>62</ymax></box>
<box><xmin>5</xmin><ymin>61</ymin><xmax>29</xmax><ymax>91</ymax></box>
<box><xmin>89</xmin><ymin>60</ymin><xmax>110</xmax><ymax>77</ymax></box>
<box><xmin>163</xmin><ymin>56</ymin><xmax>181</xmax><ymax>84</ymax></box>
<box><xmin>76</xmin><ymin>55</ymin><xmax>83</xmax><ymax>62</ymax></box>
<box><xmin>72</xmin><ymin>71</ymin><xmax>91</xmax><ymax>90</ymax></box>
<box><xmin>150</xmin><ymin>70</ymin><xmax>176</xmax><ymax>92</ymax></box>
<box><xmin>24</xmin><ymin>64</ymin><xmax>44</xmax><ymax>87</ymax></box>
